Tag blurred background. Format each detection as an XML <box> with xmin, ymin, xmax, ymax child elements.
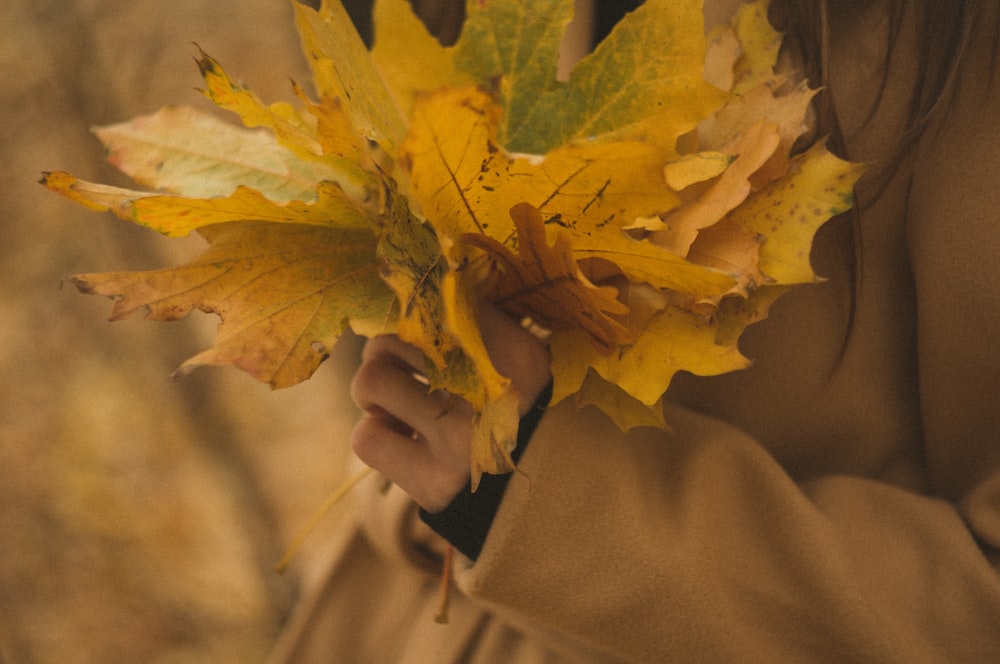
<box><xmin>0</xmin><ymin>1</ymin><xmax>366</xmax><ymax>661</ymax></box>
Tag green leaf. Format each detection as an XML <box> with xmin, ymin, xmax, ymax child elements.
<box><xmin>459</xmin><ymin>0</ymin><xmax>726</xmax><ymax>153</ymax></box>
<box><xmin>455</xmin><ymin>0</ymin><xmax>575</xmax><ymax>148</ymax></box>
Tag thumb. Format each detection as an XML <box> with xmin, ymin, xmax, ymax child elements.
<box><xmin>477</xmin><ymin>302</ymin><xmax>552</xmax><ymax>416</ymax></box>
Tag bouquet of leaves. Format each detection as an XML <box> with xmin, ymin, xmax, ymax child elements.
<box><xmin>45</xmin><ymin>0</ymin><xmax>861</xmax><ymax>487</ymax></box>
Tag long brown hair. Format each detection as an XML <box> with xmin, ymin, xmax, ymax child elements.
<box><xmin>769</xmin><ymin>0</ymin><xmax>991</xmax><ymax>366</ymax></box>
<box><xmin>771</xmin><ymin>0</ymin><xmax>985</xmax><ymax>180</ymax></box>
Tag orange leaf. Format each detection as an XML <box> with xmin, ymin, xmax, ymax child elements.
<box><xmin>465</xmin><ymin>202</ymin><xmax>630</xmax><ymax>354</ymax></box>
<box><xmin>651</xmin><ymin>120</ymin><xmax>781</xmax><ymax>256</ymax></box>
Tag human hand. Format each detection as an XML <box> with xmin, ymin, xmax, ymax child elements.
<box><xmin>349</xmin><ymin>303</ymin><xmax>551</xmax><ymax>512</ymax></box>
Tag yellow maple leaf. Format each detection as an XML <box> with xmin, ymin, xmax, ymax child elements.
<box><xmin>730</xmin><ymin>0</ymin><xmax>784</xmax><ymax>94</ymax></box>
<box><xmin>196</xmin><ymin>48</ymin><xmax>322</xmax><ymax>159</ymax></box>
<box><xmin>42</xmin><ymin>172</ymin><xmax>371</xmax><ymax>238</ymax></box>
<box><xmin>72</xmin><ymin>222</ymin><xmax>393</xmax><ymax>388</ymax></box>
<box><xmin>196</xmin><ymin>49</ymin><xmax>375</xmax><ymax>200</ymax></box>
<box><xmin>370</xmin><ymin>0</ymin><xmax>470</xmax><ymax>112</ymax></box>
<box><xmin>574</xmin><ymin>369</ymin><xmax>668</xmax><ymax>431</ymax></box>
<box><xmin>293</xmin><ymin>0</ymin><xmax>406</xmax><ymax>152</ymax></box>
<box><xmin>734</xmin><ymin>142</ymin><xmax>864</xmax><ymax>285</ymax></box>
<box><xmin>400</xmin><ymin>85</ymin><xmax>745</xmax><ymax>309</ymax></box>
<box><xmin>551</xmin><ymin>305</ymin><xmax>749</xmax><ymax>411</ymax></box>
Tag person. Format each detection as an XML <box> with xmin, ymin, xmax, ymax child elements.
<box><xmin>268</xmin><ymin>0</ymin><xmax>1000</xmax><ymax>661</ymax></box>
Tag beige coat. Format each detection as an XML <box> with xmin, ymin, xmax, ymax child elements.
<box><xmin>268</xmin><ymin>2</ymin><xmax>1000</xmax><ymax>661</ymax></box>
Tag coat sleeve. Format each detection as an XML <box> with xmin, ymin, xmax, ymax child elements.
<box><xmin>454</xmin><ymin>400</ymin><xmax>1000</xmax><ymax>663</ymax></box>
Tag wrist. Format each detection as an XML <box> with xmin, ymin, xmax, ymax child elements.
<box><xmin>419</xmin><ymin>380</ymin><xmax>553</xmax><ymax>560</ymax></box>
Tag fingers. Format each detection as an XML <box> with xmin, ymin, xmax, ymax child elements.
<box><xmin>351</xmin><ymin>346</ymin><xmax>447</xmax><ymax>436</ymax></box>
<box><xmin>478</xmin><ymin>302</ymin><xmax>553</xmax><ymax>416</ymax></box>
<box><xmin>350</xmin><ymin>335</ymin><xmax>474</xmax><ymax>511</ymax></box>
<box><xmin>350</xmin><ymin>415</ymin><xmax>469</xmax><ymax>512</ymax></box>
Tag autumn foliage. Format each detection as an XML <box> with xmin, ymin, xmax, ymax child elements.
<box><xmin>45</xmin><ymin>0</ymin><xmax>862</xmax><ymax>485</ymax></box>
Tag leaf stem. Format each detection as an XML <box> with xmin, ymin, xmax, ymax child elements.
<box><xmin>274</xmin><ymin>465</ymin><xmax>375</xmax><ymax>573</ymax></box>
<box><xmin>434</xmin><ymin>543</ymin><xmax>455</xmax><ymax>624</ymax></box>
